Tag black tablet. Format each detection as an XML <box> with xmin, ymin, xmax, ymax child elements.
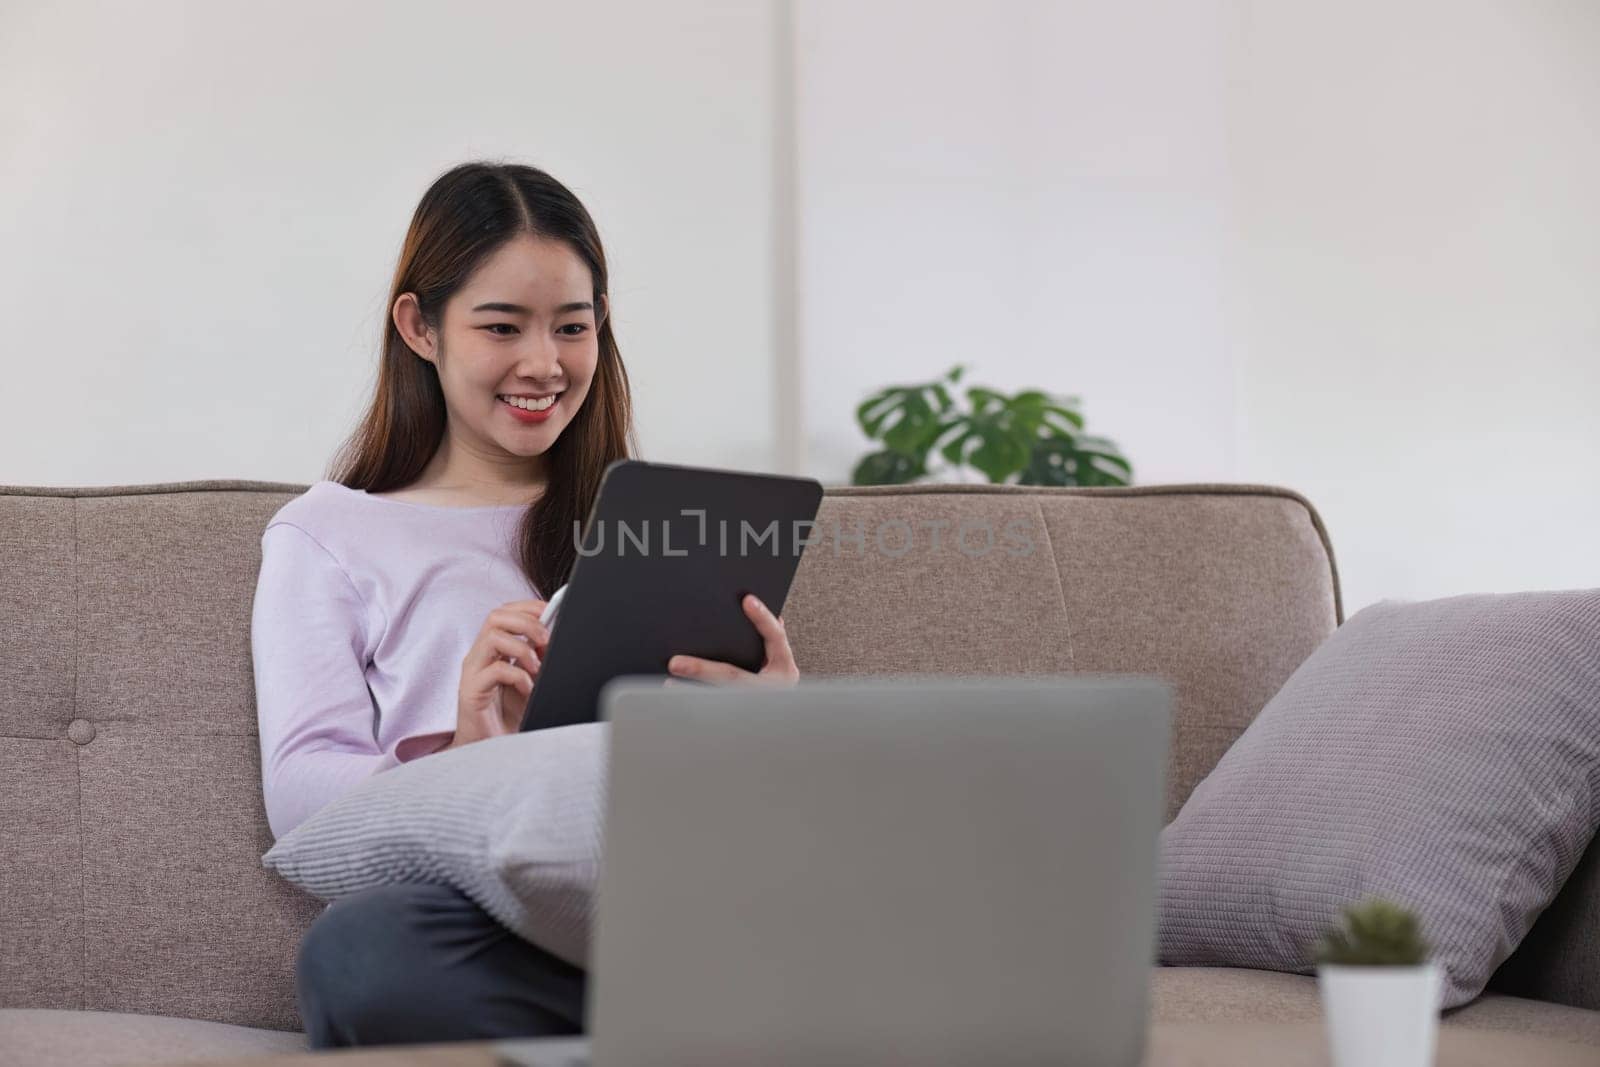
<box><xmin>519</xmin><ymin>459</ymin><xmax>825</xmax><ymax>732</ymax></box>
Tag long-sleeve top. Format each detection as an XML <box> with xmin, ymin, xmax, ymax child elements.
<box><xmin>251</xmin><ymin>480</ymin><xmax>541</xmax><ymax>839</ymax></box>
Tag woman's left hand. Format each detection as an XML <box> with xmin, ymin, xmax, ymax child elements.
<box><xmin>666</xmin><ymin>594</ymin><xmax>800</xmax><ymax>687</ymax></box>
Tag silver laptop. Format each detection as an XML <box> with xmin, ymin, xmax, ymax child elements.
<box><xmin>497</xmin><ymin>675</ymin><xmax>1171</xmax><ymax>1067</ymax></box>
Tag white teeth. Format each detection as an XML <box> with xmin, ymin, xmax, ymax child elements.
<box><xmin>499</xmin><ymin>394</ymin><xmax>558</xmax><ymax>411</ymax></box>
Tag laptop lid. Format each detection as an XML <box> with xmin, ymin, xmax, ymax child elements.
<box><xmin>586</xmin><ymin>675</ymin><xmax>1172</xmax><ymax>1067</ymax></box>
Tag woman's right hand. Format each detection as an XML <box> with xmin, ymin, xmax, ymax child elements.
<box><xmin>447</xmin><ymin>599</ymin><xmax>551</xmax><ymax>750</ymax></box>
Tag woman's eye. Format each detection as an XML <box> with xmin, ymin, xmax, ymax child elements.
<box><xmin>483</xmin><ymin>324</ymin><xmax>519</xmax><ymax>336</ymax></box>
<box><xmin>559</xmin><ymin>324</ymin><xmax>589</xmax><ymax>337</ymax></box>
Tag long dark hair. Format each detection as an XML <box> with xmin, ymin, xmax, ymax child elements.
<box><xmin>329</xmin><ymin>161</ymin><xmax>637</xmax><ymax>596</ymax></box>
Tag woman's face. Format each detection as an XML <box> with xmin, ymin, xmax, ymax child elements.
<box><xmin>396</xmin><ymin>233</ymin><xmax>604</xmax><ymax>470</ymax></box>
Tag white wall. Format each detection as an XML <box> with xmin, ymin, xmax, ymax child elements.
<box><xmin>795</xmin><ymin>0</ymin><xmax>1599</xmax><ymax>613</ymax></box>
<box><xmin>6</xmin><ymin>0</ymin><xmax>1596</xmax><ymax>613</ymax></box>
<box><xmin>795</xmin><ymin>0</ymin><xmax>1235</xmax><ymax>487</ymax></box>
<box><xmin>1227</xmin><ymin>0</ymin><xmax>1600</xmax><ymax>612</ymax></box>
<box><xmin>0</xmin><ymin>0</ymin><xmax>780</xmax><ymax>485</ymax></box>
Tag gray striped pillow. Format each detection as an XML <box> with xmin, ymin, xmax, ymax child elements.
<box><xmin>1159</xmin><ymin>589</ymin><xmax>1600</xmax><ymax>1008</ymax></box>
<box><xmin>261</xmin><ymin>722</ymin><xmax>607</xmax><ymax>967</ymax></box>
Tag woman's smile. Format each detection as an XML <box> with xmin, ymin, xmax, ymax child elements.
<box><xmin>497</xmin><ymin>392</ymin><xmax>562</xmax><ymax>422</ymax></box>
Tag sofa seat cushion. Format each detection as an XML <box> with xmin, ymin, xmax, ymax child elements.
<box><xmin>1145</xmin><ymin>1020</ymin><xmax>1597</xmax><ymax>1066</ymax></box>
<box><xmin>0</xmin><ymin>1008</ymin><xmax>307</xmax><ymax>1065</ymax></box>
<box><xmin>1152</xmin><ymin>967</ymin><xmax>1600</xmax><ymax>1046</ymax></box>
<box><xmin>5</xmin><ymin>972</ymin><xmax>1596</xmax><ymax>1063</ymax></box>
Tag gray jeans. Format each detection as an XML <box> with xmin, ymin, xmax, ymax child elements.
<box><xmin>295</xmin><ymin>882</ymin><xmax>587</xmax><ymax>1048</ymax></box>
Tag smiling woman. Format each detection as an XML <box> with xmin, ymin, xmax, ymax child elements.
<box><xmin>255</xmin><ymin>162</ymin><xmax>645</xmax><ymax>1050</ymax></box>
<box><xmin>253</xmin><ymin>161</ymin><xmax>802</xmax><ymax>1052</ymax></box>
<box><xmin>330</xmin><ymin>162</ymin><xmax>640</xmax><ymax>594</ymax></box>
<box><xmin>390</xmin><ymin>232</ymin><xmax>608</xmax><ymax>484</ymax></box>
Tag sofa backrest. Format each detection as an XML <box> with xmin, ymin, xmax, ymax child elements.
<box><xmin>786</xmin><ymin>483</ymin><xmax>1343</xmax><ymax>818</ymax></box>
<box><xmin>6</xmin><ymin>478</ymin><xmax>1565</xmax><ymax>1031</ymax></box>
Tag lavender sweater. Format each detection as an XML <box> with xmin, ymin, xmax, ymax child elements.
<box><xmin>251</xmin><ymin>480</ymin><xmax>541</xmax><ymax>839</ymax></box>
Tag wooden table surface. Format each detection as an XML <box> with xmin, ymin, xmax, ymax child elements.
<box><xmin>175</xmin><ymin>1022</ymin><xmax>1598</xmax><ymax>1066</ymax></box>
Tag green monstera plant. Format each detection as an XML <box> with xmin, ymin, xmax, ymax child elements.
<box><xmin>851</xmin><ymin>364</ymin><xmax>1133</xmax><ymax>487</ymax></box>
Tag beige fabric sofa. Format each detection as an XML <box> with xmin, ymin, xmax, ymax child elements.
<box><xmin>1</xmin><ymin>479</ymin><xmax>1596</xmax><ymax>1065</ymax></box>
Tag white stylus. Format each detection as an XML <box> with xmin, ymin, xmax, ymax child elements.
<box><xmin>506</xmin><ymin>585</ymin><xmax>568</xmax><ymax>668</ymax></box>
<box><xmin>539</xmin><ymin>583</ymin><xmax>569</xmax><ymax>627</ymax></box>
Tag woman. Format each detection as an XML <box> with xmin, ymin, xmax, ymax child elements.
<box><xmin>251</xmin><ymin>161</ymin><xmax>799</xmax><ymax>1049</ymax></box>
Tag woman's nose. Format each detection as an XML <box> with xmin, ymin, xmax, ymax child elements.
<box><xmin>516</xmin><ymin>336</ymin><xmax>561</xmax><ymax>377</ymax></box>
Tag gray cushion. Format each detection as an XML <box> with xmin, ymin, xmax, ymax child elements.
<box><xmin>260</xmin><ymin>723</ymin><xmax>607</xmax><ymax>967</ymax></box>
<box><xmin>1158</xmin><ymin>590</ymin><xmax>1600</xmax><ymax>1008</ymax></box>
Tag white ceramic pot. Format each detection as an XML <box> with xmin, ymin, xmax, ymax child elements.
<box><xmin>1317</xmin><ymin>962</ymin><xmax>1442</xmax><ymax>1067</ymax></box>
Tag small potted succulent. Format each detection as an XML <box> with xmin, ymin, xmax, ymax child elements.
<box><xmin>1312</xmin><ymin>897</ymin><xmax>1442</xmax><ymax>1067</ymax></box>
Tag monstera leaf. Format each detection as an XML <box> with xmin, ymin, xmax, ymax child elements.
<box><xmin>1019</xmin><ymin>434</ymin><xmax>1133</xmax><ymax>487</ymax></box>
<box><xmin>854</xmin><ymin>365</ymin><xmax>963</xmax><ymax>457</ymax></box>
<box><xmin>850</xmin><ymin>448</ymin><xmax>925</xmax><ymax>486</ymax></box>
<box><xmin>935</xmin><ymin>386</ymin><xmax>1094</xmax><ymax>483</ymax></box>
<box><xmin>851</xmin><ymin>366</ymin><xmax>1132</xmax><ymax>488</ymax></box>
